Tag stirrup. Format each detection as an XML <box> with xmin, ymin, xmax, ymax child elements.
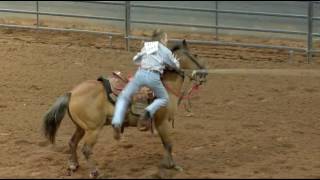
<box><xmin>138</xmin><ymin>111</ymin><xmax>151</xmax><ymax>131</ymax></box>
<box><xmin>139</xmin><ymin>111</ymin><xmax>154</xmax><ymax>134</ymax></box>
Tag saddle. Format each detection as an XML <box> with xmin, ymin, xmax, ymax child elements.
<box><xmin>97</xmin><ymin>71</ymin><xmax>155</xmax><ymax>116</ymax></box>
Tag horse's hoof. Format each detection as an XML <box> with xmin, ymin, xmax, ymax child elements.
<box><xmin>67</xmin><ymin>164</ymin><xmax>79</xmax><ymax>176</ymax></box>
<box><xmin>68</xmin><ymin>164</ymin><xmax>79</xmax><ymax>171</ymax></box>
<box><xmin>90</xmin><ymin>170</ymin><xmax>99</xmax><ymax>179</ymax></box>
<box><xmin>138</xmin><ymin>126</ymin><xmax>149</xmax><ymax>131</ymax></box>
<box><xmin>173</xmin><ymin>165</ymin><xmax>184</xmax><ymax>172</ymax></box>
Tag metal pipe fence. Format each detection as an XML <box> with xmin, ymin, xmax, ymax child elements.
<box><xmin>0</xmin><ymin>1</ymin><xmax>318</xmax><ymax>62</ymax></box>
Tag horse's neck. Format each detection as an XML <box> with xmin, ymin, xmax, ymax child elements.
<box><xmin>162</xmin><ymin>72</ymin><xmax>184</xmax><ymax>99</ymax></box>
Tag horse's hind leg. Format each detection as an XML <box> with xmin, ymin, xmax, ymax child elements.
<box><xmin>82</xmin><ymin>130</ymin><xmax>100</xmax><ymax>178</ymax></box>
<box><xmin>68</xmin><ymin>126</ymin><xmax>85</xmax><ymax>173</ymax></box>
<box><xmin>155</xmin><ymin>119</ymin><xmax>183</xmax><ymax>171</ymax></box>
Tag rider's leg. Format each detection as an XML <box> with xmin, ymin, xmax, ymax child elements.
<box><xmin>111</xmin><ymin>69</ymin><xmax>146</xmax><ymax>139</ymax></box>
<box><xmin>144</xmin><ymin>73</ymin><xmax>169</xmax><ymax>119</ymax></box>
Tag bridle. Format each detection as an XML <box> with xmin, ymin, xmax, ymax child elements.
<box><xmin>164</xmin><ymin>40</ymin><xmax>208</xmax><ymax>112</ymax></box>
<box><xmin>170</xmin><ymin>40</ymin><xmax>207</xmax><ymax>82</ymax></box>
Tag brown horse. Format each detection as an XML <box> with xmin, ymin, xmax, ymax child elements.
<box><xmin>42</xmin><ymin>40</ymin><xmax>207</xmax><ymax>178</ymax></box>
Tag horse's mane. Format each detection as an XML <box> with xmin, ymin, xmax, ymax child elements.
<box><xmin>170</xmin><ymin>40</ymin><xmax>204</xmax><ymax>70</ymax></box>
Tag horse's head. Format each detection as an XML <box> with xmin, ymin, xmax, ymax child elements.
<box><xmin>170</xmin><ymin>40</ymin><xmax>208</xmax><ymax>85</ymax></box>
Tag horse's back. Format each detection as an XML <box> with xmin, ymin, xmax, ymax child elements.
<box><xmin>70</xmin><ymin>80</ymin><xmax>101</xmax><ymax>94</ymax></box>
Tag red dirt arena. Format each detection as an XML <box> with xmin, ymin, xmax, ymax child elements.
<box><xmin>0</xmin><ymin>19</ymin><xmax>319</xmax><ymax>178</ymax></box>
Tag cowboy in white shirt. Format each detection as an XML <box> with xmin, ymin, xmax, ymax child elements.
<box><xmin>112</xmin><ymin>29</ymin><xmax>180</xmax><ymax>140</ymax></box>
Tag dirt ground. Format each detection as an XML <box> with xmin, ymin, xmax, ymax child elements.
<box><xmin>0</xmin><ymin>20</ymin><xmax>320</xmax><ymax>179</ymax></box>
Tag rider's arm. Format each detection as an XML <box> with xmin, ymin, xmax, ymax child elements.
<box><xmin>157</xmin><ymin>43</ymin><xmax>180</xmax><ymax>71</ymax></box>
<box><xmin>163</xmin><ymin>50</ymin><xmax>180</xmax><ymax>71</ymax></box>
<box><xmin>133</xmin><ymin>51</ymin><xmax>144</xmax><ymax>65</ymax></box>
<box><xmin>133</xmin><ymin>45</ymin><xmax>148</xmax><ymax>65</ymax></box>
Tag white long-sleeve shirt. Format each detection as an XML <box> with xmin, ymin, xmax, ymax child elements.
<box><xmin>133</xmin><ymin>41</ymin><xmax>180</xmax><ymax>74</ymax></box>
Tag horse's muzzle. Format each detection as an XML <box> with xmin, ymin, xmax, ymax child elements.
<box><xmin>193</xmin><ymin>69</ymin><xmax>208</xmax><ymax>85</ymax></box>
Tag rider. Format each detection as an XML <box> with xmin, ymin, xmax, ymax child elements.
<box><xmin>112</xmin><ymin>29</ymin><xmax>180</xmax><ymax>140</ymax></box>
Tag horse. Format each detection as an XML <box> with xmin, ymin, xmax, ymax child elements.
<box><xmin>42</xmin><ymin>40</ymin><xmax>207</xmax><ymax>178</ymax></box>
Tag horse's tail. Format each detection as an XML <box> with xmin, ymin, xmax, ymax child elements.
<box><xmin>43</xmin><ymin>92</ymin><xmax>72</xmax><ymax>144</ymax></box>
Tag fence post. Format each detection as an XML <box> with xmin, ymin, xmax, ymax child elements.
<box><xmin>307</xmin><ymin>1</ymin><xmax>313</xmax><ymax>63</ymax></box>
<box><xmin>36</xmin><ymin>1</ymin><xmax>39</xmax><ymax>28</ymax></box>
<box><xmin>215</xmin><ymin>1</ymin><xmax>219</xmax><ymax>40</ymax></box>
<box><xmin>125</xmin><ymin>1</ymin><xmax>131</xmax><ymax>51</ymax></box>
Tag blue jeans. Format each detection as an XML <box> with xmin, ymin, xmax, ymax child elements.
<box><xmin>112</xmin><ymin>68</ymin><xmax>169</xmax><ymax>127</ymax></box>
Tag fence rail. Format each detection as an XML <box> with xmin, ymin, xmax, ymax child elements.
<box><xmin>71</xmin><ymin>1</ymin><xmax>125</xmax><ymax>6</ymax></box>
<box><xmin>132</xmin><ymin>4</ymin><xmax>309</xmax><ymax>19</ymax></box>
<box><xmin>0</xmin><ymin>1</ymin><xmax>318</xmax><ymax>62</ymax></box>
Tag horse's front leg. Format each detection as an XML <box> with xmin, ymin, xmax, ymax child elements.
<box><xmin>155</xmin><ymin>118</ymin><xmax>183</xmax><ymax>172</ymax></box>
<box><xmin>82</xmin><ymin>130</ymin><xmax>100</xmax><ymax>178</ymax></box>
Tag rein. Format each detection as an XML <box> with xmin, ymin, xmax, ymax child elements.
<box><xmin>162</xmin><ymin>73</ymin><xmax>202</xmax><ymax>112</ymax></box>
<box><xmin>166</xmin><ymin>41</ymin><xmax>206</xmax><ymax>111</ymax></box>
<box><xmin>162</xmin><ymin>72</ymin><xmax>201</xmax><ymax>101</ymax></box>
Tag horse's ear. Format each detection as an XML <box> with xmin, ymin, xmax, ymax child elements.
<box><xmin>182</xmin><ymin>39</ymin><xmax>188</xmax><ymax>49</ymax></box>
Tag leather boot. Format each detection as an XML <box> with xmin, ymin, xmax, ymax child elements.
<box><xmin>112</xmin><ymin>124</ymin><xmax>121</xmax><ymax>140</ymax></box>
<box><xmin>138</xmin><ymin>110</ymin><xmax>151</xmax><ymax>131</ymax></box>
